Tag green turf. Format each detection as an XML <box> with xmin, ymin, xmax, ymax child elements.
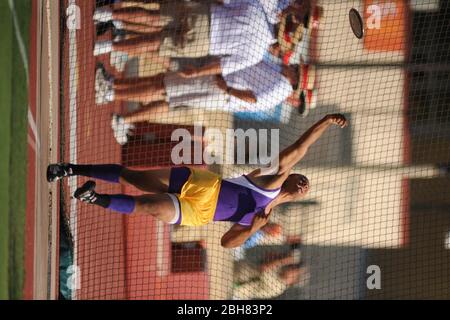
<box><xmin>0</xmin><ymin>0</ymin><xmax>31</xmax><ymax>300</ymax></box>
<box><xmin>0</xmin><ymin>0</ymin><xmax>13</xmax><ymax>300</ymax></box>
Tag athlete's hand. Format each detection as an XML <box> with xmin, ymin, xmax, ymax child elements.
<box><xmin>326</xmin><ymin>114</ymin><xmax>348</xmax><ymax>128</ymax></box>
<box><xmin>177</xmin><ymin>65</ymin><xmax>198</xmax><ymax>78</ymax></box>
<box><xmin>251</xmin><ymin>211</ymin><xmax>271</xmax><ymax>232</ymax></box>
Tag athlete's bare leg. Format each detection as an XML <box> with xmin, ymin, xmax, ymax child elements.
<box><xmin>134</xmin><ymin>194</ymin><xmax>177</xmax><ymax>223</ymax></box>
<box><xmin>119</xmin><ymin>167</ymin><xmax>172</xmax><ymax>193</ymax></box>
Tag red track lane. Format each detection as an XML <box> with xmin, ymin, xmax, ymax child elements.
<box><xmin>62</xmin><ymin>0</ymin><xmax>208</xmax><ymax>299</ymax></box>
<box><xmin>24</xmin><ymin>0</ymin><xmax>38</xmax><ymax>300</ymax></box>
<box><xmin>63</xmin><ymin>0</ymin><xmax>126</xmax><ymax>299</ymax></box>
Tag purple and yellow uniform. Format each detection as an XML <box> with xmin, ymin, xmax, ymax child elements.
<box><xmin>168</xmin><ymin>167</ymin><xmax>281</xmax><ymax>227</ymax></box>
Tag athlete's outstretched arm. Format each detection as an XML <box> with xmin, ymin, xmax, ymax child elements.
<box><xmin>277</xmin><ymin>114</ymin><xmax>348</xmax><ymax>175</ymax></box>
<box><xmin>221</xmin><ymin>213</ymin><xmax>270</xmax><ymax>248</ymax></box>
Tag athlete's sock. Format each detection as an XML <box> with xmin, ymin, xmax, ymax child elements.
<box><xmin>90</xmin><ymin>193</ymin><xmax>135</xmax><ymax>214</ymax></box>
<box><xmin>89</xmin><ymin>193</ymin><xmax>111</xmax><ymax>208</ymax></box>
<box><xmin>107</xmin><ymin>194</ymin><xmax>136</xmax><ymax>214</ymax></box>
<box><xmin>69</xmin><ymin>164</ymin><xmax>124</xmax><ymax>183</ymax></box>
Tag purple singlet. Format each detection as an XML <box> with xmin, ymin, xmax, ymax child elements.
<box><xmin>213</xmin><ymin>176</ymin><xmax>280</xmax><ymax>226</ymax></box>
<box><xmin>168</xmin><ymin>168</ymin><xmax>281</xmax><ymax>226</ymax></box>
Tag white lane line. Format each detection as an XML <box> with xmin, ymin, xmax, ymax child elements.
<box><xmin>8</xmin><ymin>0</ymin><xmax>40</xmax><ymax>151</ymax></box>
<box><xmin>68</xmin><ymin>0</ymin><xmax>79</xmax><ymax>300</ymax></box>
<box><xmin>28</xmin><ymin>110</ymin><xmax>41</xmax><ymax>151</ymax></box>
<box><xmin>8</xmin><ymin>0</ymin><xmax>29</xmax><ymax>82</ymax></box>
<box><xmin>28</xmin><ymin>133</ymin><xmax>37</xmax><ymax>153</ymax></box>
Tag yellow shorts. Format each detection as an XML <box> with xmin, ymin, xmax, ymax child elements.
<box><xmin>173</xmin><ymin>169</ymin><xmax>222</xmax><ymax>227</ymax></box>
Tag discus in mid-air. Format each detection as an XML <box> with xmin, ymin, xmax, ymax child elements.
<box><xmin>349</xmin><ymin>8</ymin><xmax>365</xmax><ymax>39</ymax></box>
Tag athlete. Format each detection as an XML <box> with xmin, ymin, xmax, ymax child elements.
<box><xmin>47</xmin><ymin>114</ymin><xmax>347</xmax><ymax>248</ymax></box>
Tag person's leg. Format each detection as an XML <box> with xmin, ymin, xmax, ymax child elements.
<box><xmin>114</xmin><ymin>83</ymin><xmax>165</xmax><ymax>104</ymax></box>
<box><xmin>142</xmin><ymin>52</ymin><xmax>171</xmax><ymax>71</ymax></box>
<box><xmin>113</xmin><ymin>34</ymin><xmax>160</xmax><ymax>56</ymax></box>
<box><xmin>102</xmin><ymin>71</ymin><xmax>165</xmax><ymax>104</ymax></box>
<box><xmin>111</xmin><ymin>0</ymin><xmax>161</xmax><ymax>11</ymax></box>
<box><xmin>74</xmin><ymin>180</ymin><xmax>177</xmax><ymax>223</ymax></box>
<box><xmin>113</xmin><ymin>73</ymin><xmax>164</xmax><ymax>90</ymax></box>
<box><xmin>112</xmin><ymin>7</ymin><xmax>164</xmax><ymax>27</ymax></box>
<box><xmin>47</xmin><ymin>163</ymin><xmax>124</xmax><ymax>183</ymax></box>
<box><xmin>121</xmin><ymin>100</ymin><xmax>170</xmax><ymax>124</ymax></box>
<box><xmin>134</xmin><ymin>193</ymin><xmax>177</xmax><ymax>223</ymax></box>
<box><xmin>121</xmin><ymin>21</ymin><xmax>163</xmax><ymax>34</ymax></box>
<box><xmin>94</xmin><ymin>34</ymin><xmax>160</xmax><ymax>57</ymax></box>
<box><xmin>47</xmin><ymin>163</ymin><xmax>171</xmax><ymax>194</ymax></box>
<box><xmin>120</xmin><ymin>167</ymin><xmax>171</xmax><ymax>193</ymax></box>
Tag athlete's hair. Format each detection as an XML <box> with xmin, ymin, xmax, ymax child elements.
<box><xmin>281</xmin><ymin>174</ymin><xmax>310</xmax><ymax>199</ymax></box>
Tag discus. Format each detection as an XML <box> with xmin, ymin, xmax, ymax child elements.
<box><xmin>349</xmin><ymin>8</ymin><xmax>364</xmax><ymax>39</ymax></box>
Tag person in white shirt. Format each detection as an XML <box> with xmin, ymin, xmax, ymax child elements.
<box><xmin>221</xmin><ymin>0</ymin><xmax>301</xmax><ymax>25</ymax></box>
<box><xmin>94</xmin><ymin>61</ymin><xmax>302</xmax><ymax>144</ymax></box>
<box><xmin>172</xmin><ymin>0</ymin><xmax>314</xmax><ymax>80</ymax></box>
<box><xmin>93</xmin><ymin>0</ymin><xmax>275</xmax><ymax>76</ymax></box>
<box><xmin>256</xmin><ymin>0</ymin><xmax>292</xmax><ymax>25</ymax></box>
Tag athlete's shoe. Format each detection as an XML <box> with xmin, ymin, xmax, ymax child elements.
<box><xmin>47</xmin><ymin>163</ymin><xmax>72</xmax><ymax>182</ymax></box>
<box><xmin>74</xmin><ymin>181</ymin><xmax>97</xmax><ymax>204</ymax></box>
<box><xmin>111</xmin><ymin>114</ymin><xmax>134</xmax><ymax>145</ymax></box>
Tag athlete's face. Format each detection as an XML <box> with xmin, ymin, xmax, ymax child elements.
<box><xmin>283</xmin><ymin>174</ymin><xmax>310</xmax><ymax>200</ymax></box>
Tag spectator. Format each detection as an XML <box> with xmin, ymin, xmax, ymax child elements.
<box><xmin>233</xmin><ymin>254</ymin><xmax>308</xmax><ymax>299</ymax></box>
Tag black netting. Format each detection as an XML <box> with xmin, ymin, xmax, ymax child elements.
<box><xmin>58</xmin><ymin>0</ymin><xmax>450</xmax><ymax>300</ymax></box>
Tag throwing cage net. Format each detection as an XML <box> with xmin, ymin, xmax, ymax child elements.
<box><xmin>58</xmin><ymin>0</ymin><xmax>450</xmax><ymax>300</ymax></box>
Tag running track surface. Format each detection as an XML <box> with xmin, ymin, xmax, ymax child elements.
<box><xmin>61</xmin><ymin>0</ymin><xmax>208</xmax><ymax>299</ymax></box>
<box><xmin>24</xmin><ymin>0</ymin><xmax>37</xmax><ymax>300</ymax></box>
